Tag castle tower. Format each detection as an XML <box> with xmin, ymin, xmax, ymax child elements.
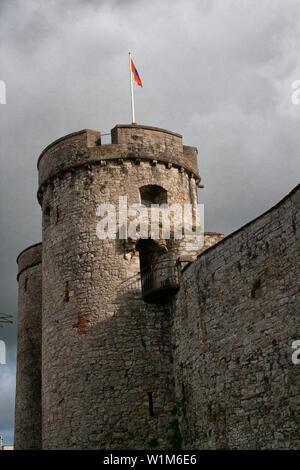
<box><xmin>15</xmin><ymin>243</ymin><xmax>42</xmax><ymax>449</ymax></box>
<box><xmin>15</xmin><ymin>122</ymin><xmax>300</xmax><ymax>450</ymax></box>
<box><xmin>35</xmin><ymin>124</ymin><xmax>201</xmax><ymax>449</ymax></box>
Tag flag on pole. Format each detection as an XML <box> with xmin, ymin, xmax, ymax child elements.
<box><xmin>131</xmin><ymin>59</ymin><xmax>143</xmax><ymax>87</ymax></box>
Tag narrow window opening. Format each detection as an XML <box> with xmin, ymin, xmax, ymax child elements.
<box><xmin>43</xmin><ymin>205</ymin><xmax>51</xmax><ymax>229</ymax></box>
<box><xmin>24</xmin><ymin>277</ymin><xmax>28</xmax><ymax>292</ymax></box>
<box><xmin>55</xmin><ymin>206</ymin><xmax>62</xmax><ymax>224</ymax></box>
<box><xmin>181</xmin><ymin>382</ymin><xmax>186</xmax><ymax>417</ymax></box>
<box><xmin>63</xmin><ymin>281</ymin><xmax>70</xmax><ymax>302</ymax></box>
<box><xmin>147</xmin><ymin>391</ymin><xmax>154</xmax><ymax>417</ymax></box>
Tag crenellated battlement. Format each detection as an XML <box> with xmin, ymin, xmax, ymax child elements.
<box><xmin>37</xmin><ymin>124</ymin><xmax>201</xmax><ymax>204</ymax></box>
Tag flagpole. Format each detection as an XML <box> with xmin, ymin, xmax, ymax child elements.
<box><xmin>129</xmin><ymin>52</ymin><xmax>136</xmax><ymax>124</ymax></box>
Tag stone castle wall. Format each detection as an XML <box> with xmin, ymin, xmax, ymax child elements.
<box><xmin>172</xmin><ymin>184</ymin><xmax>300</xmax><ymax>449</ymax></box>
<box><xmin>15</xmin><ymin>243</ymin><xmax>42</xmax><ymax>450</ymax></box>
<box><xmin>15</xmin><ymin>123</ymin><xmax>299</xmax><ymax>450</ymax></box>
<box><xmin>202</xmin><ymin>232</ymin><xmax>225</xmax><ymax>251</ymax></box>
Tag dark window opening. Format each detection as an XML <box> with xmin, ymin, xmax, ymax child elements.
<box><xmin>136</xmin><ymin>239</ymin><xmax>166</xmax><ymax>273</ymax></box>
<box><xmin>136</xmin><ymin>239</ymin><xmax>176</xmax><ymax>303</ymax></box>
<box><xmin>55</xmin><ymin>206</ymin><xmax>62</xmax><ymax>224</ymax></box>
<box><xmin>63</xmin><ymin>281</ymin><xmax>70</xmax><ymax>302</ymax></box>
<box><xmin>147</xmin><ymin>392</ymin><xmax>154</xmax><ymax>417</ymax></box>
<box><xmin>24</xmin><ymin>277</ymin><xmax>28</xmax><ymax>292</ymax></box>
<box><xmin>139</xmin><ymin>185</ymin><xmax>167</xmax><ymax>207</ymax></box>
<box><xmin>181</xmin><ymin>382</ymin><xmax>186</xmax><ymax>417</ymax></box>
<box><xmin>43</xmin><ymin>205</ymin><xmax>51</xmax><ymax>229</ymax></box>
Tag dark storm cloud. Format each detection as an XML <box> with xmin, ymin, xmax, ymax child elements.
<box><xmin>1</xmin><ymin>0</ymin><xmax>300</xmax><ymax>445</ymax></box>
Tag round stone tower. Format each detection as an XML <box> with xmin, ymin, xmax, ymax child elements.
<box><xmin>15</xmin><ymin>242</ymin><xmax>42</xmax><ymax>449</ymax></box>
<box><xmin>37</xmin><ymin>124</ymin><xmax>202</xmax><ymax>449</ymax></box>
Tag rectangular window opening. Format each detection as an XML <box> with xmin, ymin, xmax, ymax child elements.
<box><xmin>147</xmin><ymin>391</ymin><xmax>154</xmax><ymax>417</ymax></box>
<box><xmin>63</xmin><ymin>281</ymin><xmax>70</xmax><ymax>302</ymax></box>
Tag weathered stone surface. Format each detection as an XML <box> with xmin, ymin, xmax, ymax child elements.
<box><xmin>172</xmin><ymin>184</ymin><xmax>300</xmax><ymax>449</ymax></box>
<box><xmin>38</xmin><ymin>125</ymin><xmax>199</xmax><ymax>450</ymax></box>
<box><xmin>37</xmin><ymin>125</ymin><xmax>199</xmax><ymax>194</ymax></box>
<box><xmin>15</xmin><ymin>123</ymin><xmax>299</xmax><ymax>450</ymax></box>
<box><xmin>15</xmin><ymin>243</ymin><xmax>42</xmax><ymax>450</ymax></box>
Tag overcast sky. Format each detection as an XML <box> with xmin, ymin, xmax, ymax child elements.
<box><xmin>1</xmin><ymin>0</ymin><xmax>300</xmax><ymax>446</ymax></box>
